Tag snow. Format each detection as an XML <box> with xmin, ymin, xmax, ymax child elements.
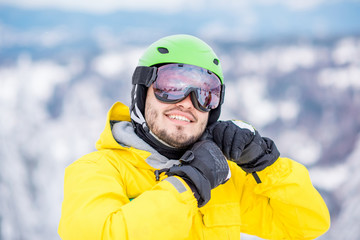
<box><xmin>317</xmin><ymin>65</ymin><xmax>360</xmax><ymax>89</ymax></box>
<box><xmin>309</xmin><ymin>164</ymin><xmax>349</xmax><ymax>191</ymax></box>
<box><xmin>92</xmin><ymin>52</ymin><xmax>126</xmax><ymax>78</ymax></box>
<box><xmin>278</xmin><ymin>100</ymin><xmax>299</xmax><ymax>122</ymax></box>
<box><xmin>234</xmin><ymin>45</ymin><xmax>319</xmax><ymax>75</ymax></box>
<box><xmin>91</xmin><ymin>49</ymin><xmax>141</xmax><ymax>79</ymax></box>
<box><xmin>332</xmin><ymin>37</ymin><xmax>360</xmax><ymax>65</ymax></box>
<box><xmin>275</xmin><ymin>46</ymin><xmax>317</xmax><ymax>73</ymax></box>
<box><xmin>277</xmin><ymin>130</ymin><xmax>322</xmax><ymax>165</ymax></box>
<box><xmin>223</xmin><ymin>77</ymin><xmax>278</xmax><ymax>128</ymax></box>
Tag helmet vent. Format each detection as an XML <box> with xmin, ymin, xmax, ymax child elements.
<box><xmin>157</xmin><ymin>47</ymin><xmax>169</xmax><ymax>54</ymax></box>
<box><xmin>213</xmin><ymin>59</ymin><xmax>219</xmax><ymax>65</ymax></box>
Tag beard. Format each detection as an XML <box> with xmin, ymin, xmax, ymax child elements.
<box><xmin>145</xmin><ymin>104</ymin><xmax>207</xmax><ymax>148</ymax></box>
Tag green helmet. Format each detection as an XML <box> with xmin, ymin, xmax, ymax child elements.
<box><xmin>138</xmin><ymin>34</ymin><xmax>224</xmax><ymax>83</ymax></box>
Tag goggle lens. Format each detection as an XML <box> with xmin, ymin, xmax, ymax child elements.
<box><xmin>153</xmin><ymin>64</ymin><xmax>222</xmax><ymax>111</ymax></box>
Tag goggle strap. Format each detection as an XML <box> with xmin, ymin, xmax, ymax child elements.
<box><xmin>132</xmin><ymin>66</ymin><xmax>158</xmax><ymax>87</ymax></box>
<box><xmin>220</xmin><ymin>84</ymin><xmax>225</xmax><ymax>105</ymax></box>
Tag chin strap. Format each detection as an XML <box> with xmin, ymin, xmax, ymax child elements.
<box><xmin>148</xmin><ymin>129</ymin><xmax>175</xmax><ymax>148</ymax></box>
<box><xmin>130</xmin><ymin>102</ymin><xmax>148</xmax><ymax>129</ymax></box>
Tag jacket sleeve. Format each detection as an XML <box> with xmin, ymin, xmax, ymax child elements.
<box><xmin>58</xmin><ymin>152</ymin><xmax>198</xmax><ymax>240</ymax></box>
<box><xmin>232</xmin><ymin>157</ymin><xmax>330</xmax><ymax>239</ymax></box>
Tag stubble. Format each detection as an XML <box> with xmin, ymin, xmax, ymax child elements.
<box><xmin>145</xmin><ymin>104</ymin><xmax>206</xmax><ymax>148</ymax></box>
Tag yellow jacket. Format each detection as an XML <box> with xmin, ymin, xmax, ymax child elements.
<box><xmin>58</xmin><ymin>102</ymin><xmax>330</xmax><ymax>240</ymax></box>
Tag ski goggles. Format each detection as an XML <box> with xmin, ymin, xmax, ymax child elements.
<box><xmin>152</xmin><ymin>64</ymin><xmax>224</xmax><ymax>112</ymax></box>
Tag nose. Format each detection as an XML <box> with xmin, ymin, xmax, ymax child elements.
<box><xmin>176</xmin><ymin>94</ymin><xmax>194</xmax><ymax>109</ymax></box>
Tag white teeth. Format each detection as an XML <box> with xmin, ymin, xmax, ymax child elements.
<box><xmin>168</xmin><ymin>115</ymin><xmax>191</xmax><ymax>122</ymax></box>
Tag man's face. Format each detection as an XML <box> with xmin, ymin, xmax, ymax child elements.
<box><xmin>145</xmin><ymin>85</ymin><xmax>209</xmax><ymax>148</ymax></box>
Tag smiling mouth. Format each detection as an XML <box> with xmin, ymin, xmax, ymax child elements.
<box><xmin>167</xmin><ymin>114</ymin><xmax>192</xmax><ymax>122</ymax></box>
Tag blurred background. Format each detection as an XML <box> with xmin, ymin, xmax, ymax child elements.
<box><xmin>0</xmin><ymin>0</ymin><xmax>360</xmax><ymax>239</ymax></box>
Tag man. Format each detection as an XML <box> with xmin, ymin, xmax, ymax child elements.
<box><xmin>58</xmin><ymin>34</ymin><xmax>330</xmax><ymax>239</ymax></box>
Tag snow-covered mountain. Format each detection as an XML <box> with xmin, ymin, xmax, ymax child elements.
<box><xmin>0</xmin><ymin>5</ymin><xmax>359</xmax><ymax>240</ymax></box>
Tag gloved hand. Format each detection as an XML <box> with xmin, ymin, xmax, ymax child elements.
<box><xmin>165</xmin><ymin>140</ymin><xmax>230</xmax><ymax>207</ymax></box>
<box><xmin>202</xmin><ymin>120</ymin><xmax>280</xmax><ymax>173</ymax></box>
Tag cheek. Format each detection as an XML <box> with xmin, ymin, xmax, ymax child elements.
<box><xmin>145</xmin><ymin>102</ymin><xmax>157</xmax><ymax>123</ymax></box>
<box><xmin>144</xmin><ymin>97</ymin><xmax>154</xmax><ymax>121</ymax></box>
<box><xmin>199</xmin><ymin>112</ymin><xmax>210</xmax><ymax>125</ymax></box>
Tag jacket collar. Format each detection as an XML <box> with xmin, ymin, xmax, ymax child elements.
<box><xmin>96</xmin><ymin>102</ymin><xmax>131</xmax><ymax>151</ymax></box>
<box><xmin>96</xmin><ymin>102</ymin><xmax>180</xmax><ymax>169</ymax></box>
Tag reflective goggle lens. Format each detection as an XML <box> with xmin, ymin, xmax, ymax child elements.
<box><xmin>153</xmin><ymin>64</ymin><xmax>222</xmax><ymax>111</ymax></box>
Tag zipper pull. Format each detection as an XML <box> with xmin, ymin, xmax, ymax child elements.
<box><xmin>155</xmin><ymin>170</ymin><xmax>160</xmax><ymax>181</ymax></box>
<box><xmin>154</xmin><ymin>168</ymin><xmax>169</xmax><ymax>181</ymax></box>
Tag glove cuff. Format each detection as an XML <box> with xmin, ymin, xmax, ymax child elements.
<box><xmin>166</xmin><ymin>165</ymin><xmax>211</xmax><ymax>207</ymax></box>
<box><xmin>239</xmin><ymin>137</ymin><xmax>280</xmax><ymax>173</ymax></box>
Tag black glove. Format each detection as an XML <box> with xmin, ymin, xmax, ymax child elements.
<box><xmin>165</xmin><ymin>140</ymin><xmax>230</xmax><ymax>207</ymax></box>
<box><xmin>202</xmin><ymin>120</ymin><xmax>280</xmax><ymax>173</ymax></box>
